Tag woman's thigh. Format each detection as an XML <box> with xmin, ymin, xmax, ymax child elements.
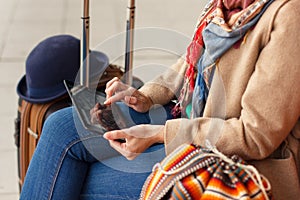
<box><xmin>81</xmin><ymin>144</ymin><xmax>165</xmax><ymax>200</ymax></box>
<box><xmin>21</xmin><ymin>107</ymin><xmax>120</xmax><ymax>200</ymax></box>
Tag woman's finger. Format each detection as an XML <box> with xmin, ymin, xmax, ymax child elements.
<box><xmin>104</xmin><ymin>91</ymin><xmax>128</xmax><ymax>105</ymax></box>
<box><xmin>105</xmin><ymin>77</ymin><xmax>123</xmax><ymax>98</ymax></box>
<box><xmin>105</xmin><ymin>80</ymin><xmax>130</xmax><ymax>100</ymax></box>
<box><xmin>103</xmin><ymin>130</ymin><xmax>128</xmax><ymax>141</ymax></box>
<box><xmin>105</xmin><ymin>87</ymin><xmax>136</xmax><ymax>105</ymax></box>
<box><xmin>108</xmin><ymin>140</ymin><xmax>137</xmax><ymax>160</ymax></box>
<box><xmin>105</xmin><ymin>81</ymin><xmax>121</xmax><ymax>99</ymax></box>
<box><xmin>105</xmin><ymin>77</ymin><xmax>120</xmax><ymax>89</ymax></box>
<box><xmin>108</xmin><ymin>139</ymin><xmax>139</xmax><ymax>160</ymax></box>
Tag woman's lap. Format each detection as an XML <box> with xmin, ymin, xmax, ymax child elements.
<box><xmin>20</xmin><ymin>106</ymin><xmax>166</xmax><ymax>200</ymax></box>
<box><xmin>81</xmin><ymin>144</ymin><xmax>165</xmax><ymax>199</ymax></box>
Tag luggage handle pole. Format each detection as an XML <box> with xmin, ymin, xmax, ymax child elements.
<box><xmin>124</xmin><ymin>0</ymin><xmax>135</xmax><ymax>86</ymax></box>
<box><xmin>81</xmin><ymin>0</ymin><xmax>90</xmax><ymax>87</ymax></box>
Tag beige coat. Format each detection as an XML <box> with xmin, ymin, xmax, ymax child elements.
<box><xmin>139</xmin><ymin>0</ymin><xmax>300</xmax><ymax>199</ymax></box>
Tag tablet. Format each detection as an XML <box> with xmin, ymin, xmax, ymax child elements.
<box><xmin>64</xmin><ymin>80</ymin><xmax>133</xmax><ymax>134</ymax></box>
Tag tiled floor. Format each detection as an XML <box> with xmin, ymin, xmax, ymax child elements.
<box><xmin>0</xmin><ymin>0</ymin><xmax>205</xmax><ymax>199</ymax></box>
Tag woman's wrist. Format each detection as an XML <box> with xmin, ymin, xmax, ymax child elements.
<box><xmin>151</xmin><ymin>125</ymin><xmax>165</xmax><ymax>144</ymax></box>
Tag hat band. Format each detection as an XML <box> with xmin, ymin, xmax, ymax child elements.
<box><xmin>27</xmin><ymin>83</ymin><xmax>65</xmax><ymax>99</ymax></box>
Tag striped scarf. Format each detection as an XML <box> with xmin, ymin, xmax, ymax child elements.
<box><xmin>173</xmin><ymin>0</ymin><xmax>273</xmax><ymax>118</ymax></box>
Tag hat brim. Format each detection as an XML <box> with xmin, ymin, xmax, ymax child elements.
<box><xmin>16</xmin><ymin>75</ymin><xmax>68</xmax><ymax>104</ymax></box>
<box><xmin>17</xmin><ymin>50</ymin><xmax>110</xmax><ymax>104</ymax></box>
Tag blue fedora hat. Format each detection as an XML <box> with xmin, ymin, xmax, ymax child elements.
<box><xmin>17</xmin><ymin>34</ymin><xmax>109</xmax><ymax>103</ymax></box>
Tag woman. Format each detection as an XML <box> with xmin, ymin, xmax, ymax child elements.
<box><xmin>20</xmin><ymin>0</ymin><xmax>300</xmax><ymax>199</ymax></box>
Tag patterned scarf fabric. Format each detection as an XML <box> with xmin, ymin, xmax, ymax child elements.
<box><xmin>172</xmin><ymin>0</ymin><xmax>274</xmax><ymax>118</ymax></box>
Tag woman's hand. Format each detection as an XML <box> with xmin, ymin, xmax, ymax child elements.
<box><xmin>104</xmin><ymin>77</ymin><xmax>153</xmax><ymax>113</ymax></box>
<box><xmin>103</xmin><ymin>125</ymin><xmax>164</xmax><ymax>160</ymax></box>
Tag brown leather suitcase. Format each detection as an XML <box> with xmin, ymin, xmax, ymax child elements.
<box><xmin>15</xmin><ymin>95</ymin><xmax>71</xmax><ymax>189</ymax></box>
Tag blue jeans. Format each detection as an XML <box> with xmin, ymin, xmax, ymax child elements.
<box><xmin>20</xmin><ymin>104</ymin><xmax>173</xmax><ymax>200</ymax></box>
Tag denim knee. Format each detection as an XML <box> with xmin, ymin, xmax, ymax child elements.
<box><xmin>40</xmin><ymin>107</ymin><xmax>80</xmax><ymax>147</ymax></box>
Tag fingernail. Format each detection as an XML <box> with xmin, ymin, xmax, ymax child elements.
<box><xmin>103</xmin><ymin>133</ymin><xmax>108</xmax><ymax>139</ymax></box>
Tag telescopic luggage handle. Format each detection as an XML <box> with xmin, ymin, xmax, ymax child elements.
<box><xmin>125</xmin><ymin>0</ymin><xmax>135</xmax><ymax>86</ymax></box>
<box><xmin>80</xmin><ymin>0</ymin><xmax>135</xmax><ymax>87</ymax></box>
<box><xmin>81</xmin><ymin>0</ymin><xmax>90</xmax><ymax>87</ymax></box>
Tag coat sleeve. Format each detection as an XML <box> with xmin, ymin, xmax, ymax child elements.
<box><xmin>138</xmin><ymin>57</ymin><xmax>187</xmax><ymax>106</ymax></box>
<box><xmin>163</xmin><ymin>0</ymin><xmax>300</xmax><ymax>160</ymax></box>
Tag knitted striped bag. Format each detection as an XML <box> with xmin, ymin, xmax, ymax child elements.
<box><xmin>140</xmin><ymin>142</ymin><xmax>272</xmax><ymax>200</ymax></box>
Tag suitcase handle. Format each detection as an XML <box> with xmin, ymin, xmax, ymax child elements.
<box><xmin>81</xmin><ymin>0</ymin><xmax>90</xmax><ymax>87</ymax></box>
<box><xmin>124</xmin><ymin>0</ymin><xmax>135</xmax><ymax>86</ymax></box>
<box><xmin>80</xmin><ymin>0</ymin><xmax>136</xmax><ymax>87</ymax></box>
